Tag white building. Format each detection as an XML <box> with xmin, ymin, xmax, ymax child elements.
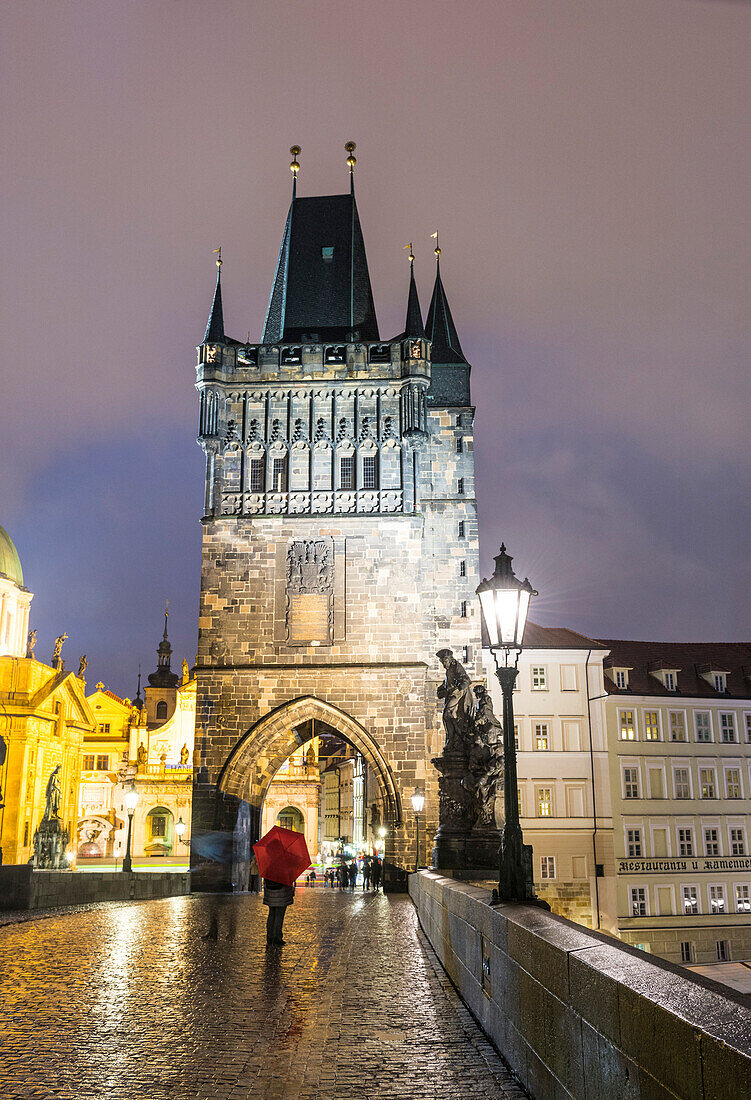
<box><xmin>0</xmin><ymin>526</ymin><xmax>32</xmax><ymax>659</ymax></box>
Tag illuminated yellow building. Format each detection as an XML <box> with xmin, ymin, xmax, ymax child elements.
<box><xmin>77</xmin><ymin>684</ymin><xmax>133</xmax><ymax>858</ymax></box>
<box><xmin>0</xmin><ymin>525</ymin><xmax>95</xmax><ymax>865</ymax></box>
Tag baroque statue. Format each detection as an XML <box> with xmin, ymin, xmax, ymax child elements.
<box><xmin>180</xmin><ymin>742</ymin><xmax>190</xmax><ymax>765</ymax></box>
<box><xmin>44</xmin><ymin>765</ymin><xmax>62</xmax><ymax>820</ymax></box>
<box><xmin>435</xmin><ymin>648</ymin><xmax>474</xmax><ymax>753</ymax></box>
<box><xmin>78</xmin><ymin>654</ymin><xmax>87</xmax><ymax>678</ymax></box>
<box><xmin>469</xmin><ymin>685</ymin><xmax>505</xmax><ymax>828</ymax></box>
<box><xmin>137</xmin><ymin>742</ymin><xmax>147</xmax><ymax>767</ymax></box>
<box><xmin>32</xmin><ymin>765</ymin><xmax>69</xmax><ymax>869</ymax></box>
<box><xmin>26</xmin><ymin>629</ymin><xmax>37</xmax><ymax>657</ymax></box>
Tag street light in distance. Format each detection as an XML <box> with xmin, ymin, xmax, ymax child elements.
<box><xmin>122</xmin><ymin>784</ymin><xmax>139</xmax><ymax>874</ymax></box>
<box><xmin>411</xmin><ymin>788</ymin><xmax>425</xmax><ymax>872</ymax></box>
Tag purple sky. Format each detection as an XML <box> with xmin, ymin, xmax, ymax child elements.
<box><xmin>1</xmin><ymin>1</ymin><xmax>749</xmax><ymax>696</ymax></box>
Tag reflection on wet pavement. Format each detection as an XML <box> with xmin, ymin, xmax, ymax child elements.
<box><xmin>0</xmin><ymin>889</ymin><xmax>527</xmax><ymax>1099</ymax></box>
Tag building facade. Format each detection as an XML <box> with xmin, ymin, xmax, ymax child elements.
<box><xmin>600</xmin><ymin>639</ymin><xmax>751</xmax><ymax>965</ymax></box>
<box><xmin>192</xmin><ymin>156</ymin><xmax>481</xmax><ymax>886</ymax></box>
<box><xmin>261</xmin><ymin>741</ymin><xmax>321</xmax><ymax>862</ymax></box>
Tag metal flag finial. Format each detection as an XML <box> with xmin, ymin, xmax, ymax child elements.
<box><xmin>404</xmin><ymin>241</ymin><xmax>415</xmax><ymax>264</ymax></box>
<box><xmin>431</xmin><ymin>231</ymin><xmax>440</xmax><ymax>259</ymax></box>
<box><xmin>212</xmin><ymin>246</ymin><xmax>222</xmax><ymax>268</ymax></box>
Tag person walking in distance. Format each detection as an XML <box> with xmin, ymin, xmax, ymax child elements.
<box><xmin>248</xmin><ymin>852</ymin><xmax>260</xmax><ymax>894</ymax></box>
<box><xmin>263</xmin><ymin>877</ymin><xmax>295</xmax><ymax>946</ymax></box>
<box><xmin>371</xmin><ymin>857</ymin><xmax>382</xmax><ymax>891</ymax></box>
<box><xmin>348</xmin><ymin>860</ymin><xmax>357</xmax><ymax>890</ymax></box>
<box><xmin>362</xmin><ymin>856</ymin><xmax>371</xmax><ymax>891</ymax></box>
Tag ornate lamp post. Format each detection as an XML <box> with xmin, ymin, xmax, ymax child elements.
<box><xmin>175</xmin><ymin>816</ymin><xmax>186</xmax><ymax>855</ymax></box>
<box><xmin>411</xmin><ymin>788</ymin><xmax>425</xmax><ymax>871</ymax></box>
<box><xmin>122</xmin><ymin>784</ymin><xmax>138</xmax><ymax>873</ymax></box>
<box><xmin>476</xmin><ymin>544</ymin><xmax>545</xmax><ymax>904</ymax></box>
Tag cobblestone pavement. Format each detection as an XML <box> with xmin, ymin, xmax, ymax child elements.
<box><xmin>0</xmin><ymin>888</ymin><xmax>528</xmax><ymax>1100</ymax></box>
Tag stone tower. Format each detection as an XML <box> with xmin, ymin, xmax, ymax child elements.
<box><xmin>192</xmin><ymin>151</ymin><xmax>481</xmax><ymax>888</ymax></box>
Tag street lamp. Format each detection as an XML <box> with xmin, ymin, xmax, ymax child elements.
<box><xmin>175</xmin><ymin>816</ymin><xmax>186</xmax><ymax>855</ymax></box>
<box><xmin>122</xmin><ymin>783</ymin><xmax>138</xmax><ymax>873</ymax></box>
<box><xmin>476</xmin><ymin>544</ymin><xmax>544</xmax><ymax>904</ymax></box>
<box><xmin>411</xmin><ymin>788</ymin><xmax>424</xmax><ymax>872</ymax></box>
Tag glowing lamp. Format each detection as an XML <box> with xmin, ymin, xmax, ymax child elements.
<box><xmin>125</xmin><ymin>785</ymin><xmax>139</xmax><ymax>814</ymax></box>
<box><xmin>175</xmin><ymin>817</ymin><xmax>186</xmax><ymax>839</ymax></box>
<box><xmin>476</xmin><ymin>544</ymin><xmax>537</xmax><ymax>652</ymax></box>
<box><xmin>410</xmin><ymin>789</ymin><xmax>425</xmax><ymax>814</ymax></box>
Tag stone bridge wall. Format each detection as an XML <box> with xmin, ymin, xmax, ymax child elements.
<box><xmin>410</xmin><ymin>870</ymin><xmax>750</xmax><ymax>1100</ymax></box>
<box><xmin>0</xmin><ymin>866</ymin><xmax>191</xmax><ymax>911</ymax></box>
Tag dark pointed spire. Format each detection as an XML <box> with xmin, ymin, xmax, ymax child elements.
<box><xmin>133</xmin><ymin>664</ymin><xmax>143</xmax><ymax>709</ymax></box>
<box><xmin>425</xmin><ymin>241</ymin><xmax>467</xmax><ymax>364</ymax></box>
<box><xmin>147</xmin><ymin>603</ymin><xmax>179</xmax><ymax>688</ymax></box>
<box><xmin>403</xmin><ymin>245</ymin><xmax>425</xmax><ymax>338</ymax></box>
<box><xmin>203</xmin><ymin>249</ymin><xmax>224</xmax><ymax>343</ymax></box>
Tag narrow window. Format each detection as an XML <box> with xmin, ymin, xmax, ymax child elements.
<box><xmin>272</xmin><ymin>456</ymin><xmax>288</xmax><ymax>492</ymax></box>
<box><xmin>457</xmin><ymin>477</ymin><xmax>465</xmax><ymax>495</ymax></box>
<box><xmin>249</xmin><ymin>458</ymin><xmax>265</xmax><ymax>493</ymax></box>
<box><xmin>460</xmin><ymin>600</ymin><xmax>467</xmax><ymax>618</ymax></box>
<box><xmin>615</xmin><ymin>670</ymin><xmax>629</xmax><ymax>689</ymax></box>
<box><xmin>532</xmin><ymin>666</ymin><xmax>547</xmax><ymax>690</ymax></box>
<box><xmin>455</xmin><ymin>437</ymin><xmax>463</xmax><ymax>454</ymax></box>
<box><xmin>461</xmin><ymin>646</ymin><xmax>471</xmax><ymax>664</ymax></box>
<box><xmin>709</xmin><ymin>886</ymin><xmax>726</xmax><ymax>914</ymax></box>
<box><xmin>619</xmin><ymin>710</ymin><xmax>636</xmax><ymax>740</ymax></box>
<box><xmin>695</xmin><ymin>712</ymin><xmax>711</xmax><ymax>742</ymax></box>
<box><xmin>726</xmin><ymin>768</ymin><xmax>742</xmax><ymax>799</ymax></box>
<box><xmin>680</xmin><ymin>942</ymin><xmax>694</xmax><ymax>963</ymax></box>
<box><xmin>719</xmin><ymin>713</ymin><xmax>736</xmax><ymax>743</ymax></box>
<box><xmin>458</xmin><ymin>521</ymin><xmax>465</xmax><ymax>539</ymax></box>
<box><xmin>534</xmin><ymin>722</ymin><xmax>549</xmax><ymax>751</ymax></box>
<box><xmin>682</xmin><ymin>885</ymin><xmax>698</xmax><ymax>914</ymax></box>
<box><xmin>623</xmin><ymin>767</ymin><xmax>639</xmax><ymax>799</ymax></box>
<box><xmin>643</xmin><ymin>711</ymin><xmax>660</xmax><ymax>741</ymax></box>
<box><xmin>730</xmin><ymin>828</ymin><xmax>746</xmax><ymax>856</ymax></box>
<box><xmin>735</xmin><ymin>884</ymin><xmax>751</xmax><ymax>913</ymax></box>
<box><xmin>627</xmin><ymin>828</ymin><xmax>642</xmax><ymax>858</ymax></box>
<box><xmin>669</xmin><ymin>712</ymin><xmax>686</xmax><ymax>742</ymax></box>
<box><xmin>704</xmin><ymin>828</ymin><xmax>719</xmax><ymax>857</ymax></box>
<box><xmin>664</xmin><ymin>671</ymin><xmax>676</xmax><ymax>691</ymax></box>
<box><xmin>156</xmin><ymin>700</ymin><xmax>168</xmax><ymax>720</ymax></box>
<box><xmin>459</xmin><ymin>560</ymin><xmax>466</xmax><ymax>577</ymax></box>
<box><xmin>362</xmin><ymin>454</ymin><xmax>378</xmax><ymax>490</ymax></box>
<box><xmin>630</xmin><ymin>888</ymin><xmax>647</xmax><ymax>917</ymax></box>
<box><xmin>700</xmin><ymin>768</ymin><xmax>716</xmax><ymax>799</ymax></box>
<box><xmin>716</xmin><ymin>940</ymin><xmax>730</xmax><ymax>961</ymax></box>
<box><xmin>540</xmin><ymin>856</ymin><xmax>556</xmax><ymax>880</ymax></box>
<box><xmin>714</xmin><ymin>673</ymin><xmax>727</xmax><ymax>693</ymax></box>
<box><xmin>678</xmin><ymin>828</ymin><xmax>694</xmax><ymax>857</ymax></box>
<box><xmin>745</xmin><ymin>713</ymin><xmax>751</xmax><ymax>743</ymax></box>
<box><xmin>537</xmin><ymin>788</ymin><xmax>552</xmax><ymax>817</ymax></box>
<box><xmin>83</xmin><ymin>754</ymin><xmax>95</xmax><ymax>771</ymax></box>
<box><xmin>339</xmin><ymin>455</ymin><xmax>355</xmax><ymax>490</ymax></box>
<box><xmin>96</xmin><ymin>754</ymin><xmax>109</xmax><ymax>771</ymax></box>
<box><xmin>514</xmin><ymin>724</ymin><xmax>520</xmax><ymax>751</ymax></box>
<box><xmin>673</xmin><ymin>768</ymin><xmax>690</xmax><ymax>799</ymax></box>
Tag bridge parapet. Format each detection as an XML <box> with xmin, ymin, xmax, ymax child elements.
<box><xmin>410</xmin><ymin>870</ymin><xmax>751</xmax><ymax>1100</ymax></box>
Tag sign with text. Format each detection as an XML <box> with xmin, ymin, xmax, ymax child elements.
<box><xmin>287</xmin><ymin>592</ymin><xmax>330</xmax><ymax>646</ymax></box>
<box><xmin>618</xmin><ymin>857</ymin><xmax>751</xmax><ymax>875</ymax></box>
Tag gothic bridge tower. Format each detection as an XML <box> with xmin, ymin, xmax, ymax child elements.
<box><xmin>193</xmin><ymin>148</ymin><xmax>481</xmax><ymax>887</ymax></box>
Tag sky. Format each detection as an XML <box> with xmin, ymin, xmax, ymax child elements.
<box><xmin>1</xmin><ymin>0</ymin><xmax>749</xmax><ymax>696</ymax></box>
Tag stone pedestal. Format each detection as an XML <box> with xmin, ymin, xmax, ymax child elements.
<box><xmin>431</xmin><ymin>749</ymin><xmax>503</xmax><ymax>871</ymax></box>
<box><xmin>32</xmin><ymin>817</ymin><xmax>69</xmax><ymax>870</ymax></box>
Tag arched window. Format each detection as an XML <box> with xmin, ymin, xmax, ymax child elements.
<box><xmin>277</xmin><ymin>806</ymin><xmax>305</xmax><ymax>832</ymax></box>
<box><xmin>156</xmin><ymin>701</ymin><xmax>168</xmax><ymax>720</ymax></box>
<box><xmin>145</xmin><ymin>806</ymin><xmax>173</xmax><ymax>854</ymax></box>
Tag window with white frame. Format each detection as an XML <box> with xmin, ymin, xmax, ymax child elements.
<box><xmin>713</xmin><ymin>673</ymin><xmax>727</xmax><ymax>693</ymax></box>
<box><xmin>619</xmin><ymin>710</ymin><xmax>636</xmax><ymax>740</ymax></box>
<box><xmin>704</xmin><ymin>828</ymin><xmax>720</xmax><ymax>857</ymax></box>
<box><xmin>682</xmin><ymin>885</ymin><xmax>699</xmax><ymax>915</ymax></box>
<box><xmin>709</xmin><ymin>885</ymin><xmax>726</xmax><ymax>914</ymax></box>
<box><xmin>694</xmin><ymin>712</ymin><xmax>712</xmax><ymax>742</ymax></box>
<box><xmin>630</xmin><ymin>887</ymin><xmax>647</xmax><ymax>917</ymax></box>
<box><xmin>626</xmin><ymin>828</ymin><xmax>643</xmax><ymax>858</ymax></box>
<box><xmin>725</xmin><ymin>768</ymin><xmax>742</xmax><ymax>799</ymax></box>
<box><xmin>700</xmin><ymin>768</ymin><xmax>717</xmax><ymax>799</ymax></box>
<box><xmin>730</xmin><ymin>827</ymin><xmax>746</xmax><ymax>856</ymax></box>
<box><xmin>623</xmin><ymin>767</ymin><xmax>640</xmax><ymax>799</ymax></box>
<box><xmin>673</xmin><ymin>767</ymin><xmax>691</xmax><ymax>800</ymax></box>
<box><xmin>534</xmin><ymin>722</ymin><xmax>549</xmax><ymax>751</ymax></box>
<box><xmin>735</xmin><ymin>884</ymin><xmax>751</xmax><ymax>913</ymax></box>
<box><xmin>643</xmin><ymin>711</ymin><xmax>660</xmax><ymax>741</ymax></box>
<box><xmin>719</xmin><ymin>713</ymin><xmax>736</xmax><ymax>743</ymax></box>
<box><xmin>540</xmin><ymin>856</ymin><xmax>556</xmax><ymax>880</ymax></box>
<box><xmin>664</xmin><ymin>671</ymin><xmax>677</xmax><ymax>692</ymax></box>
<box><xmin>745</xmin><ymin>713</ymin><xmax>751</xmax><ymax>743</ymax></box>
<box><xmin>678</xmin><ymin>828</ymin><xmax>694</xmax><ymax>857</ymax></box>
<box><xmin>680</xmin><ymin>941</ymin><xmax>694</xmax><ymax>963</ymax></box>
<box><xmin>531</xmin><ymin>666</ymin><xmax>547</xmax><ymax>690</ymax></box>
<box><xmin>716</xmin><ymin>940</ymin><xmax>730</xmax><ymax>961</ymax></box>
<box><xmin>669</xmin><ymin>711</ymin><xmax>686</xmax><ymax>742</ymax></box>
<box><xmin>537</xmin><ymin>788</ymin><xmax>552</xmax><ymax>817</ymax></box>
<box><xmin>615</xmin><ymin>669</ymin><xmax>629</xmax><ymax>690</ymax></box>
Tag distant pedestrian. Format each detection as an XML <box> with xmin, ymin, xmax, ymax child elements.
<box><xmin>263</xmin><ymin>878</ymin><xmax>295</xmax><ymax>946</ymax></box>
<box><xmin>249</xmin><ymin>853</ymin><xmax>260</xmax><ymax>894</ymax></box>
<box><xmin>338</xmin><ymin>863</ymin><xmax>348</xmax><ymax>889</ymax></box>
<box><xmin>371</xmin><ymin>858</ymin><xmax>382</xmax><ymax>891</ymax></box>
<box><xmin>348</xmin><ymin>860</ymin><xmax>357</xmax><ymax>890</ymax></box>
<box><xmin>362</xmin><ymin>858</ymin><xmax>371</xmax><ymax>890</ymax></box>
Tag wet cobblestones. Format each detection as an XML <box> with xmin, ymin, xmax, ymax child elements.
<box><xmin>0</xmin><ymin>889</ymin><xmax>528</xmax><ymax>1099</ymax></box>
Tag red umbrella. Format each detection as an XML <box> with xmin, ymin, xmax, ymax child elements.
<box><xmin>254</xmin><ymin>826</ymin><xmax>311</xmax><ymax>886</ymax></box>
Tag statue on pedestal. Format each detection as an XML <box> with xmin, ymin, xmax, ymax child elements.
<box><xmin>436</xmin><ymin>649</ymin><xmax>475</xmax><ymax>753</ymax></box>
<box><xmin>431</xmin><ymin>649</ymin><xmax>478</xmax><ymax>868</ymax></box>
<box><xmin>180</xmin><ymin>742</ymin><xmax>190</xmax><ymax>766</ymax></box>
<box><xmin>470</xmin><ymin>685</ymin><xmax>504</xmax><ymax>829</ymax></box>
<box><xmin>26</xmin><ymin>629</ymin><xmax>37</xmax><ymax>658</ymax></box>
<box><xmin>32</xmin><ymin>765</ymin><xmax>69</xmax><ymax>869</ymax></box>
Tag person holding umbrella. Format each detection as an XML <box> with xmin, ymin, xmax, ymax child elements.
<box><xmin>254</xmin><ymin>825</ymin><xmax>311</xmax><ymax>947</ymax></box>
<box><xmin>262</xmin><ymin>876</ymin><xmax>294</xmax><ymax>945</ymax></box>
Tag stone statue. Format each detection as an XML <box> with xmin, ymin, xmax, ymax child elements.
<box><xmin>137</xmin><ymin>742</ymin><xmax>147</xmax><ymax>767</ymax></box>
<box><xmin>436</xmin><ymin>649</ymin><xmax>475</xmax><ymax>753</ymax></box>
<box><xmin>180</xmin><ymin>742</ymin><xmax>189</xmax><ymax>765</ymax></box>
<box><xmin>182</xmin><ymin>659</ymin><xmax>189</xmax><ymax>685</ymax></box>
<box><xmin>78</xmin><ymin>654</ymin><xmax>87</xmax><ymax>678</ymax></box>
<box><xmin>44</xmin><ymin>765</ymin><xmax>62</xmax><ymax>820</ymax></box>
<box><xmin>26</xmin><ymin>629</ymin><xmax>37</xmax><ymax>658</ymax></box>
<box><xmin>51</xmin><ymin>633</ymin><xmax>68</xmax><ymax>670</ymax></box>
<box><xmin>470</xmin><ymin>685</ymin><xmax>505</xmax><ymax>828</ymax></box>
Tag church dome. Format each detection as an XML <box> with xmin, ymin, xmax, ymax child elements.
<box><xmin>0</xmin><ymin>526</ymin><xmax>23</xmax><ymax>587</ymax></box>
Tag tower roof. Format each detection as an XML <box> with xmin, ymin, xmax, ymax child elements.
<box><xmin>263</xmin><ymin>193</ymin><xmax>379</xmax><ymax>344</ymax></box>
<box><xmin>147</xmin><ymin>609</ymin><xmax>179</xmax><ymax>688</ymax></box>
<box><xmin>402</xmin><ymin>258</ymin><xmax>425</xmax><ymax>339</ymax></box>
<box><xmin>0</xmin><ymin>525</ymin><xmax>23</xmax><ymax>587</ymax></box>
<box><xmin>425</xmin><ymin>260</ymin><xmax>467</xmax><ymax>365</ymax></box>
<box><xmin>203</xmin><ymin>260</ymin><xmax>225</xmax><ymax>343</ymax></box>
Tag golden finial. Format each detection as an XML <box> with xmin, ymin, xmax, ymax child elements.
<box><xmin>431</xmin><ymin>231</ymin><xmax>440</xmax><ymax>258</ymax></box>
<box><xmin>404</xmin><ymin>242</ymin><xmax>415</xmax><ymax>264</ymax></box>
<box><xmin>345</xmin><ymin>140</ymin><xmax>357</xmax><ymax>170</ymax></box>
<box><xmin>212</xmin><ymin>246</ymin><xmax>222</xmax><ymax>268</ymax></box>
<box><xmin>290</xmin><ymin>145</ymin><xmax>301</xmax><ymax>176</ymax></box>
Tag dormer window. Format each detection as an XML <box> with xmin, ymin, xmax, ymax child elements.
<box><xmin>664</xmin><ymin>671</ymin><xmax>677</xmax><ymax>692</ymax></box>
<box><xmin>615</xmin><ymin>670</ymin><xmax>629</xmax><ymax>690</ymax></box>
<box><xmin>648</xmin><ymin>661</ymin><xmax>680</xmax><ymax>692</ymax></box>
<box><xmin>713</xmin><ymin>673</ymin><xmax>727</xmax><ymax>693</ymax></box>
<box><xmin>697</xmin><ymin>664</ymin><xmax>731</xmax><ymax>693</ymax></box>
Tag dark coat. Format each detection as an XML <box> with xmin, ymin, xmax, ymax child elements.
<box><xmin>263</xmin><ymin>879</ymin><xmax>295</xmax><ymax>907</ymax></box>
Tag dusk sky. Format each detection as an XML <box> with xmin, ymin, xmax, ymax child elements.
<box><xmin>1</xmin><ymin>0</ymin><xmax>749</xmax><ymax>696</ymax></box>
